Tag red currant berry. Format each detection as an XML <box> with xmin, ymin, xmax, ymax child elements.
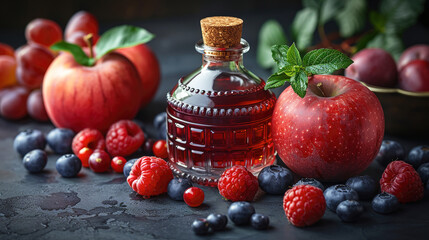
<box><xmin>77</xmin><ymin>147</ymin><xmax>93</xmax><ymax>168</ymax></box>
<box><xmin>89</xmin><ymin>150</ymin><xmax>111</xmax><ymax>173</ymax></box>
<box><xmin>111</xmin><ymin>156</ymin><xmax>126</xmax><ymax>173</ymax></box>
<box><xmin>153</xmin><ymin>140</ymin><xmax>168</xmax><ymax>159</ymax></box>
<box><xmin>183</xmin><ymin>187</ymin><xmax>205</xmax><ymax>207</ymax></box>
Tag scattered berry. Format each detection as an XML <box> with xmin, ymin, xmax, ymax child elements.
<box><xmin>167</xmin><ymin>177</ymin><xmax>193</xmax><ymax>201</ymax></box>
<box><xmin>345</xmin><ymin>175</ymin><xmax>378</xmax><ymax>200</ymax></box>
<box><xmin>191</xmin><ymin>219</ymin><xmax>210</xmax><ymax>235</ymax></box>
<box><xmin>258</xmin><ymin>165</ymin><xmax>293</xmax><ymax>195</ymax></box>
<box><xmin>56</xmin><ymin>154</ymin><xmax>81</xmax><ymax>178</ymax></box>
<box><xmin>123</xmin><ymin>158</ymin><xmax>138</xmax><ymax>177</ymax></box>
<box><xmin>77</xmin><ymin>147</ymin><xmax>94</xmax><ymax>168</ymax></box>
<box><xmin>407</xmin><ymin>145</ymin><xmax>429</xmax><ymax>169</ymax></box>
<box><xmin>206</xmin><ymin>213</ymin><xmax>227</xmax><ymax>231</ymax></box>
<box><xmin>184</xmin><ymin>187</ymin><xmax>205</xmax><ymax>207</ymax></box>
<box><xmin>153</xmin><ymin>112</ymin><xmax>167</xmax><ymax>130</ymax></box>
<box><xmin>158</xmin><ymin>121</ymin><xmax>167</xmax><ymax>140</ymax></box>
<box><xmin>152</xmin><ymin>140</ymin><xmax>168</xmax><ymax>159</ymax></box>
<box><xmin>372</xmin><ymin>192</ymin><xmax>400</xmax><ymax>214</ymax></box>
<box><xmin>218</xmin><ymin>165</ymin><xmax>259</xmax><ymax>202</ymax></box>
<box><xmin>375</xmin><ymin>140</ymin><xmax>405</xmax><ymax>167</ymax></box>
<box><xmin>283</xmin><ymin>185</ymin><xmax>326</xmax><ymax>227</ymax></box>
<box><xmin>227</xmin><ymin>201</ymin><xmax>255</xmax><ymax>225</ymax></box>
<box><xmin>22</xmin><ymin>149</ymin><xmax>47</xmax><ymax>173</ymax></box>
<box><xmin>127</xmin><ymin>156</ymin><xmax>173</xmax><ymax>198</ymax></box>
<box><xmin>72</xmin><ymin>128</ymin><xmax>105</xmax><ymax>165</ymax></box>
<box><xmin>46</xmin><ymin>128</ymin><xmax>75</xmax><ymax>155</ymax></box>
<box><xmin>336</xmin><ymin>200</ymin><xmax>364</xmax><ymax>222</ymax></box>
<box><xmin>14</xmin><ymin>129</ymin><xmax>46</xmax><ymax>156</ymax></box>
<box><xmin>111</xmin><ymin>156</ymin><xmax>126</xmax><ymax>173</ymax></box>
<box><xmin>251</xmin><ymin>213</ymin><xmax>269</xmax><ymax>230</ymax></box>
<box><xmin>294</xmin><ymin>178</ymin><xmax>325</xmax><ymax>191</ymax></box>
<box><xmin>142</xmin><ymin>138</ymin><xmax>155</xmax><ymax>155</ymax></box>
<box><xmin>106</xmin><ymin>120</ymin><xmax>145</xmax><ymax>157</ymax></box>
<box><xmin>380</xmin><ymin>161</ymin><xmax>423</xmax><ymax>203</ymax></box>
<box><xmin>417</xmin><ymin>163</ymin><xmax>429</xmax><ymax>185</ymax></box>
<box><xmin>324</xmin><ymin>184</ymin><xmax>359</xmax><ymax>211</ymax></box>
<box><xmin>89</xmin><ymin>150</ymin><xmax>111</xmax><ymax>173</ymax></box>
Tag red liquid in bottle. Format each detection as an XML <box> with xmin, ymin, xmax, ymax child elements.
<box><xmin>166</xmin><ymin>39</ymin><xmax>276</xmax><ymax>186</ymax></box>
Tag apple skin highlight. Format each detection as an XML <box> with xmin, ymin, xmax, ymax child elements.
<box><xmin>272</xmin><ymin>75</ymin><xmax>385</xmax><ymax>182</ymax></box>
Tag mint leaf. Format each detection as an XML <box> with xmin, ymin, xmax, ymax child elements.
<box><xmin>280</xmin><ymin>65</ymin><xmax>299</xmax><ymax>77</ymax></box>
<box><xmin>290</xmin><ymin>70</ymin><xmax>308</xmax><ymax>98</ymax></box>
<box><xmin>335</xmin><ymin>0</ymin><xmax>366</xmax><ymax>37</ymax></box>
<box><xmin>257</xmin><ymin>20</ymin><xmax>288</xmax><ymax>69</ymax></box>
<box><xmin>271</xmin><ymin>45</ymin><xmax>290</xmax><ymax>69</ymax></box>
<box><xmin>95</xmin><ymin>25</ymin><xmax>154</xmax><ymax>60</ymax></box>
<box><xmin>287</xmin><ymin>43</ymin><xmax>302</xmax><ymax>65</ymax></box>
<box><xmin>264</xmin><ymin>72</ymin><xmax>289</xmax><ymax>90</ymax></box>
<box><xmin>50</xmin><ymin>41</ymin><xmax>95</xmax><ymax>66</ymax></box>
<box><xmin>291</xmin><ymin>8</ymin><xmax>318</xmax><ymax>50</ymax></box>
<box><xmin>303</xmin><ymin>48</ymin><xmax>353</xmax><ymax>74</ymax></box>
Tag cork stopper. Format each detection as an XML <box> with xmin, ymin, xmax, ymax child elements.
<box><xmin>200</xmin><ymin>16</ymin><xmax>243</xmax><ymax>48</ymax></box>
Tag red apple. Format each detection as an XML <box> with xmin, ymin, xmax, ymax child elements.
<box><xmin>345</xmin><ymin>48</ymin><xmax>397</xmax><ymax>87</ymax></box>
<box><xmin>43</xmin><ymin>52</ymin><xmax>142</xmax><ymax>133</ymax></box>
<box><xmin>398</xmin><ymin>59</ymin><xmax>429</xmax><ymax>92</ymax></box>
<box><xmin>116</xmin><ymin>44</ymin><xmax>160</xmax><ymax>107</ymax></box>
<box><xmin>272</xmin><ymin>75</ymin><xmax>384</xmax><ymax>182</ymax></box>
<box><xmin>397</xmin><ymin>44</ymin><xmax>429</xmax><ymax>70</ymax></box>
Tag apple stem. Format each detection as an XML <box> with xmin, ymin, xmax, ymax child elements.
<box><xmin>316</xmin><ymin>83</ymin><xmax>326</xmax><ymax>97</ymax></box>
<box><xmin>83</xmin><ymin>33</ymin><xmax>94</xmax><ymax>59</ymax></box>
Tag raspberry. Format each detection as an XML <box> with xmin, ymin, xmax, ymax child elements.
<box><xmin>127</xmin><ymin>156</ymin><xmax>173</xmax><ymax>198</ymax></box>
<box><xmin>380</xmin><ymin>160</ymin><xmax>424</xmax><ymax>203</ymax></box>
<box><xmin>106</xmin><ymin>120</ymin><xmax>144</xmax><ymax>157</ymax></box>
<box><xmin>72</xmin><ymin>128</ymin><xmax>105</xmax><ymax>166</ymax></box>
<box><xmin>218</xmin><ymin>165</ymin><xmax>259</xmax><ymax>202</ymax></box>
<box><xmin>283</xmin><ymin>185</ymin><xmax>326</xmax><ymax>227</ymax></box>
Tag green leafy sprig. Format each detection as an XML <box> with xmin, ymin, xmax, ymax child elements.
<box><xmin>265</xmin><ymin>43</ymin><xmax>353</xmax><ymax>98</ymax></box>
<box><xmin>51</xmin><ymin>25</ymin><xmax>154</xmax><ymax>66</ymax></box>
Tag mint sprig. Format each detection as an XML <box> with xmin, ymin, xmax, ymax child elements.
<box><xmin>265</xmin><ymin>43</ymin><xmax>353</xmax><ymax>98</ymax></box>
<box><xmin>51</xmin><ymin>25</ymin><xmax>154</xmax><ymax>67</ymax></box>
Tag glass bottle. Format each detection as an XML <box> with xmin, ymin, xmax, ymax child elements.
<box><xmin>166</xmin><ymin>16</ymin><xmax>276</xmax><ymax>186</ymax></box>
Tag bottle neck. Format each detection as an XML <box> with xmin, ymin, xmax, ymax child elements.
<box><xmin>196</xmin><ymin>38</ymin><xmax>249</xmax><ymax>70</ymax></box>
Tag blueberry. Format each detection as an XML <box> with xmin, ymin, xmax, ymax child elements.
<box><xmin>227</xmin><ymin>201</ymin><xmax>255</xmax><ymax>225</ymax></box>
<box><xmin>294</xmin><ymin>178</ymin><xmax>325</xmax><ymax>191</ymax></box>
<box><xmin>258</xmin><ymin>165</ymin><xmax>294</xmax><ymax>195</ymax></box>
<box><xmin>153</xmin><ymin>112</ymin><xmax>167</xmax><ymax>130</ymax></box>
<box><xmin>375</xmin><ymin>140</ymin><xmax>405</xmax><ymax>167</ymax></box>
<box><xmin>22</xmin><ymin>149</ymin><xmax>47</xmax><ymax>173</ymax></box>
<box><xmin>14</xmin><ymin>129</ymin><xmax>46</xmax><ymax>156</ymax></box>
<box><xmin>142</xmin><ymin>138</ymin><xmax>155</xmax><ymax>155</ymax></box>
<box><xmin>56</xmin><ymin>154</ymin><xmax>81</xmax><ymax>178</ymax></box>
<box><xmin>206</xmin><ymin>213</ymin><xmax>228</xmax><ymax>231</ymax></box>
<box><xmin>345</xmin><ymin>175</ymin><xmax>378</xmax><ymax>200</ymax></box>
<box><xmin>167</xmin><ymin>178</ymin><xmax>193</xmax><ymax>201</ymax></box>
<box><xmin>123</xmin><ymin>158</ymin><xmax>138</xmax><ymax>177</ymax></box>
<box><xmin>46</xmin><ymin>128</ymin><xmax>75</xmax><ymax>155</ymax></box>
<box><xmin>407</xmin><ymin>145</ymin><xmax>429</xmax><ymax>169</ymax></box>
<box><xmin>191</xmin><ymin>219</ymin><xmax>210</xmax><ymax>235</ymax></box>
<box><xmin>324</xmin><ymin>184</ymin><xmax>359</xmax><ymax>211</ymax></box>
<box><xmin>158</xmin><ymin>121</ymin><xmax>167</xmax><ymax>140</ymax></box>
<box><xmin>372</xmin><ymin>192</ymin><xmax>400</xmax><ymax>214</ymax></box>
<box><xmin>336</xmin><ymin>200</ymin><xmax>364</xmax><ymax>222</ymax></box>
<box><xmin>250</xmin><ymin>213</ymin><xmax>269</xmax><ymax>230</ymax></box>
<box><xmin>417</xmin><ymin>163</ymin><xmax>429</xmax><ymax>185</ymax></box>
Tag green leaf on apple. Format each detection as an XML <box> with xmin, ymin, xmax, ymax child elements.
<box><xmin>256</xmin><ymin>20</ymin><xmax>288</xmax><ymax>69</ymax></box>
<box><xmin>51</xmin><ymin>25</ymin><xmax>154</xmax><ymax>67</ymax></box>
<box><xmin>265</xmin><ymin>43</ymin><xmax>353</xmax><ymax>98</ymax></box>
<box><xmin>303</xmin><ymin>48</ymin><xmax>353</xmax><ymax>74</ymax></box>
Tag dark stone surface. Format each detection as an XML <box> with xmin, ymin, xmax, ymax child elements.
<box><xmin>1</xmin><ymin>13</ymin><xmax>429</xmax><ymax>240</ymax></box>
